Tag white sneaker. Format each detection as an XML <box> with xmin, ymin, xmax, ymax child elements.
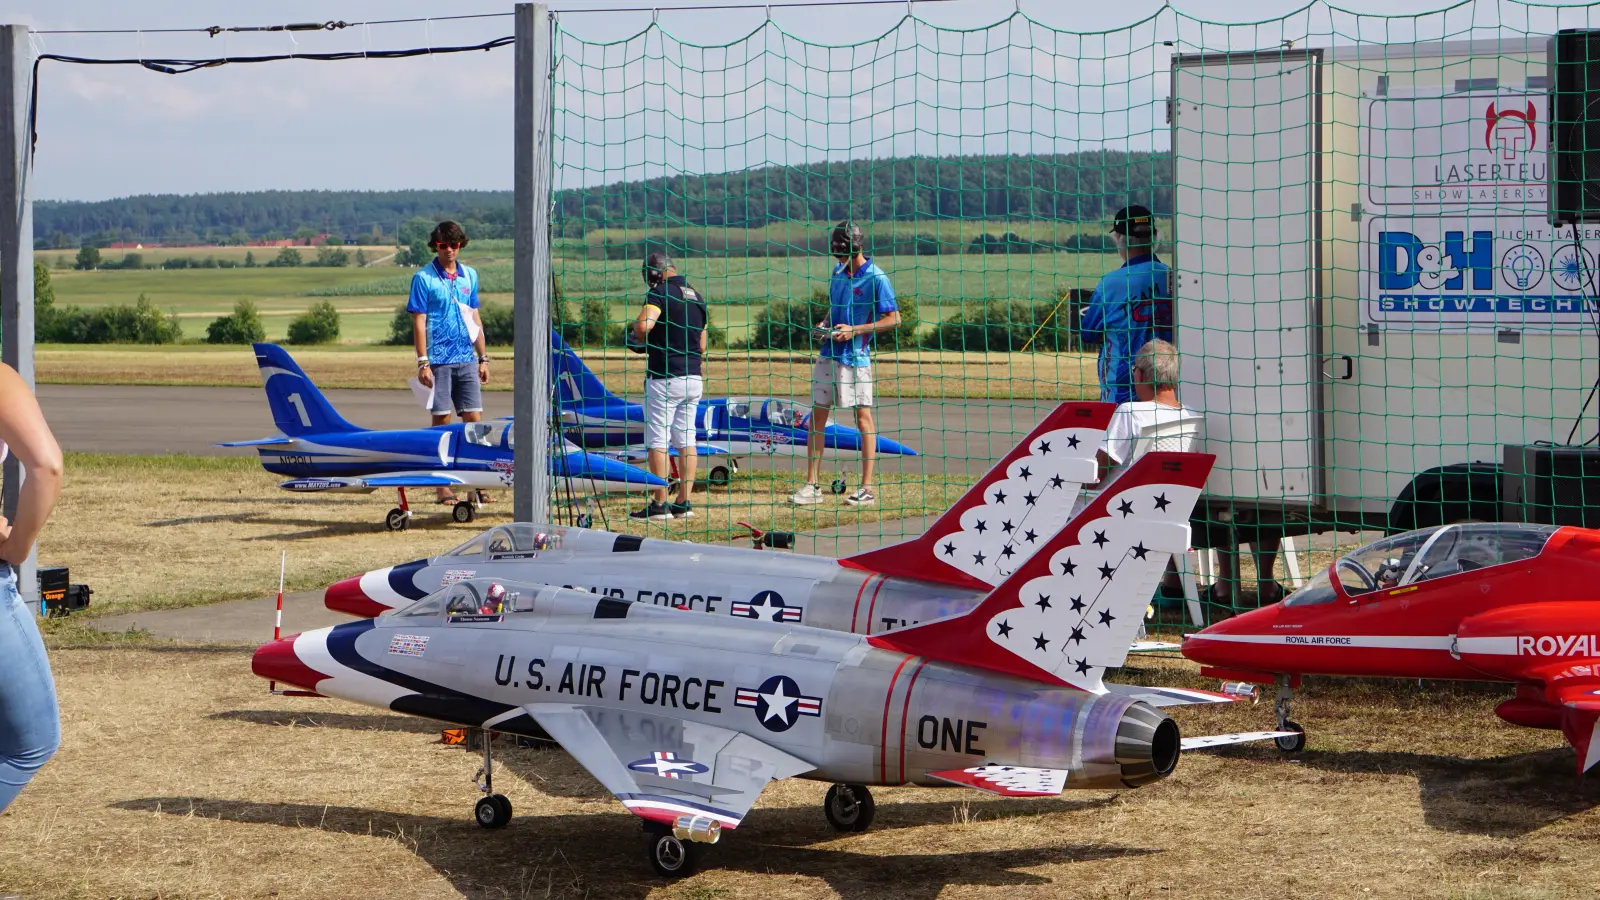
<box><xmin>845</xmin><ymin>487</ymin><xmax>876</xmax><ymax>507</ymax></box>
<box><xmin>789</xmin><ymin>483</ymin><xmax>824</xmax><ymax>506</ymax></box>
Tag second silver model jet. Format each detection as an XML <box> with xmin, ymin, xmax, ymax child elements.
<box><xmin>255</xmin><ymin>451</ymin><xmax>1289</xmax><ymax>878</ymax></box>
<box><xmin>326</xmin><ymin>402</ymin><xmax>1122</xmax><ymax>638</ymax></box>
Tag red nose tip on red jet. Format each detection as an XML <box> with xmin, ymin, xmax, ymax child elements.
<box><xmin>251</xmin><ymin>636</ymin><xmax>326</xmax><ymax>692</ymax></box>
<box><xmin>325</xmin><ymin>575</ymin><xmax>389</xmax><ymax>618</ymax></box>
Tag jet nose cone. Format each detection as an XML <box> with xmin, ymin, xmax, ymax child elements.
<box><xmin>1180</xmin><ymin>608</ymin><xmax>1265</xmax><ymax>668</ymax></box>
<box><xmin>251</xmin><ymin>636</ymin><xmax>325</xmax><ymax>691</ymax></box>
<box><xmin>325</xmin><ymin>574</ymin><xmax>390</xmax><ymax>618</ymax></box>
<box><xmin>876</xmin><ymin>436</ymin><xmax>917</xmax><ymax>456</ymax></box>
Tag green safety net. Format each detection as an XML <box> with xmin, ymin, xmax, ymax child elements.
<box><xmin>546</xmin><ymin>0</ymin><xmax>1600</xmax><ymax>624</ymax></box>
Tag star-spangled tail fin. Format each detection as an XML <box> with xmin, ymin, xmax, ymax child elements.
<box><xmin>868</xmin><ymin>452</ymin><xmax>1214</xmax><ymax>692</ymax></box>
<box><xmin>840</xmin><ymin>401</ymin><xmax>1116</xmax><ymax>590</ymax></box>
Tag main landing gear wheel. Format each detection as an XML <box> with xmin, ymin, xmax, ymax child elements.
<box><xmin>645</xmin><ymin>826</ymin><xmax>703</xmax><ymax>878</ymax></box>
<box><xmin>1275</xmin><ymin>721</ymin><xmax>1306</xmax><ymax>754</ymax></box>
<box><xmin>829</xmin><ymin>478</ymin><xmax>848</xmax><ymax>496</ymax></box>
<box><xmin>475</xmin><ymin>794</ymin><xmax>512</xmax><ymax>829</ymax></box>
<box><xmin>708</xmin><ymin>465</ymin><xmax>732</xmax><ymax>487</ymax></box>
<box><xmin>824</xmin><ymin>783</ymin><xmax>875</xmax><ymax>832</ymax></box>
<box><xmin>384</xmin><ymin>508</ymin><xmax>409</xmax><ymax>532</ymax></box>
<box><xmin>575</xmin><ymin>513</ymin><xmax>594</xmax><ymax>529</ymax></box>
<box><xmin>453</xmin><ymin>501</ymin><xmax>477</xmax><ymax>524</ymax></box>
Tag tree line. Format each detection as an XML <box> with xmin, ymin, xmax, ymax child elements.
<box><xmin>37</xmin><ymin>150</ymin><xmax>1173</xmax><ymax>247</ymax></box>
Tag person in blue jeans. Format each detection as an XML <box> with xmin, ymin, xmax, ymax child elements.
<box><xmin>409</xmin><ymin>220</ymin><xmax>491</xmax><ymax>504</ymax></box>
<box><xmin>0</xmin><ymin>361</ymin><xmax>65</xmax><ymax>813</ymax></box>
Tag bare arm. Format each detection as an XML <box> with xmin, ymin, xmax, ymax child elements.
<box><xmin>633</xmin><ymin>304</ymin><xmax>661</xmax><ymax>343</ymax></box>
<box><xmin>472</xmin><ymin>308</ymin><xmax>489</xmax><ymax>384</ymax></box>
<box><xmin>832</xmin><ymin>310</ymin><xmax>901</xmax><ymax>341</ymax></box>
<box><xmin>0</xmin><ymin>365</ymin><xmax>62</xmax><ymax>565</ymax></box>
<box><xmin>412</xmin><ymin>313</ymin><xmax>434</xmax><ymax>388</ymax></box>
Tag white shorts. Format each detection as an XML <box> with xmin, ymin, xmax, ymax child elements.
<box><xmin>644</xmin><ymin>376</ymin><xmax>704</xmax><ymax>451</ymax></box>
<box><xmin>811</xmin><ymin>358</ymin><xmax>873</xmax><ymax>408</ymax></box>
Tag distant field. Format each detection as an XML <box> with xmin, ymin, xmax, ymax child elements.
<box><xmin>38</xmin><ymin>244</ymin><xmax>402</xmax><ymax>269</ymax></box>
<box><xmin>35</xmin><ymin>343</ymin><xmax>1099</xmax><ymax>400</ymax></box>
<box><xmin>582</xmin><ymin>218</ymin><xmax>1172</xmax><ymax>247</ymax></box>
<box><xmin>44</xmin><ymin>248</ymin><xmax>1110</xmax><ymax>347</ymax></box>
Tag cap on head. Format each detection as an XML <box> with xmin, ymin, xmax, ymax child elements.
<box><xmin>643</xmin><ymin>250</ymin><xmax>673</xmax><ymax>286</ymax></box>
<box><xmin>1110</xmin><ymin>205</ymin><xmax>1156</xmax><ymax>240</ymax></box>
<box><xmin>831</xmin><ymin>220</ymin><xmax>864</xmax><ymax>257</ymax></box>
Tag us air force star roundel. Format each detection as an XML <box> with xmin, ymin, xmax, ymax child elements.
<box><xmin>626</xmin><ymin>751</ymin><xmax>709</xmax><ymax>779</ymax></box>
<box><xmin>735</xmin><ymin>675</ymin><xmax>822</xmax><ymax>732</ymax></box>
<box><xmin>731</xmin><ymin>590</ymin><xmax>803</xmax><ymax>623</ymax></box>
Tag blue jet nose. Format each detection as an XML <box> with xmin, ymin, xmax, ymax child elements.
<box><xmin>558</xmin><ymin>449</ymin><xmax>669</xmax><ymax>489</ymax></box>
<box><xmin>875</xmin><ymin>435</ymin><xmax>917</xmax><ymax>456</ymax></box>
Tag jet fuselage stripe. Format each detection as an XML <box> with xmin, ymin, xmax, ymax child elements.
<box><xmin>1185</xmin><ymin>633</ymin><xmax>1454</xmax><ymax>650</ymax></box>
<box><xmin>865</xmin><ymin>576</ymin><xmax>889</xmax><ymax>635</ymax></box>
<box><xmin>897</xmin><ymin>657</ymin><xmax>930</xmax><ymax>784</ymax></box>
<box><xmin>849</xmin><ymin>574</ymin><xmax>878</xmax><ymax>634</ymax></box>
<box><xmin>324</xmin><ymin>618</ymin><xmax>520</xmax><ymax>722</ymax></box>
<box><xmin>879</xmin><ymin>653</ymin><xmax>914</xmax><ymax>783</ymax></box>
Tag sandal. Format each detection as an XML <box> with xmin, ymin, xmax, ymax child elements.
<box><xmin>476</xmin><ymin>491</ymin><xmax>496</xmax><ymax>504</ymax></box>
<box><xmin>436</xmin><ymin>495</ymin><xmax>460</xmax><ymax>505</ymax></box>
<box><xmin>1258</xmin><ymin>582</ymin><xmax>1287</xmax><ymax>605</ymax></box>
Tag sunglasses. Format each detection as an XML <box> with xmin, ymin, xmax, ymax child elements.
<box><xmin>434</xmin><ymin>241</ymin><xmax>462</xmax><ymax>250</ymax></box>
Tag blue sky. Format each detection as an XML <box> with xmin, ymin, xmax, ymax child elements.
<box><xmin>1</xmin><ymin>0</ymin><xmax>1590</xmax><ymax>201</ymax></box>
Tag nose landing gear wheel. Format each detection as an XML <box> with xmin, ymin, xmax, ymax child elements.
<box><xmin>1275</xmin><ymin>721</ymin><xmax>1306</xmax><ymax>753</ymax></box>
<box><xmin>384</xmin><ymin>508</ymin><xmax>409</xmax><ymax>531</ymax></box>
<box><xmin>823</xmin><ymin>783</ymin><xmax>875</xmax><ymax>832</ymax></box>
<box><xmin>709</xmin><ymin>465</ymin><xmax>731</xmax><ymax>487</ymax></box>
<box><xmin>474</xmin><ymin>794</ymin><xmax>512</xmax><ymax>829</ymax></box>
<box><xmin>829</xmin><ymin>478</ymin><xmax>848</xmax><ymax>496</ymax></box>
<box><xmin>453</xmin><ymin>500</ymin><xmax>477</xmax><ymax>524</ymax></box>
<box><xmin>646</xmin><ymin>828</ymin><xmax>702</xmax><ymax>878</ymax></box>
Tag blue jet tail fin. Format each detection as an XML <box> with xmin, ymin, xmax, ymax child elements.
<box><xmin>550</xmin><ymin>329</ymin><xmax>623</xmax><ymax>407</ymax></box>
<box><xmin>252</xmin><ymin>343</ymin><xmax>362</xmax><ymax>436</ymax></box>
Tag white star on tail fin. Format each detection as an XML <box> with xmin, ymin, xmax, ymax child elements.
<box><xmin>868</xmin><ymin>452</ymin><xmax>1214</xmax><ymax>691</ymax></box>
<box><xmin>842</xmin><ymin>402</ymin><xmax>1115</xmax><ymax>589</ymax></box>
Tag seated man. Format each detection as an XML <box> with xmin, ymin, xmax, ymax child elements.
<box><xmin>1096</xmin><ymin>339</ymin><xmax>1202</xmax><ymax>478</ymax></box>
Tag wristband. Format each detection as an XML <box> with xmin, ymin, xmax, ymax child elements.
<box><xmin>416</xmin><ymin>356</ymin><xmax>429</xmax><ymax>365</ymax></box>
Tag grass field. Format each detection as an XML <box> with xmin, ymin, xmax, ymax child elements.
<box><xmin>37</xmin><ymin>244</ymin><xmax>403</xmax><ymax>269</ymax></box>
<box><xmin>36</xmin><ymin>453</ymin><xmax>969</xmax><ymax>625</ymax></box>
<box><xmin>34</xmin><ymin>343</ymin><xmax>1100</xmax><ymax>399</ymax></box>
<box><xmin>3</xmin><ymin>648</ymin><xmax>1595</xmax><ymax>899</ymax></box>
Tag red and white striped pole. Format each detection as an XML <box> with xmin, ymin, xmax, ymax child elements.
<box><xmin>270</xmin><ymin>551</ymin><xmax>285</xmax><ymax>693</ymax></box>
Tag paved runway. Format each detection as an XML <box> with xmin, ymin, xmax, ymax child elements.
<box><xmin>38</xmin><ymin>384</ymin><xmax>1052</xmax><ymax>476</ymax></box>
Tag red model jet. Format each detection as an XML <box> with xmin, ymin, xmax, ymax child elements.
<box><xmin>1181</xmin><ymin>522</ymin><xmax>1600</xmax><ymax>773</ymax></box>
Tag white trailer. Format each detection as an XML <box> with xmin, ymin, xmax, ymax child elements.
<box><xmin>1169</xmin><ymin>37</ymin><xmax>1593</xmax><ymax>546</ymax></box>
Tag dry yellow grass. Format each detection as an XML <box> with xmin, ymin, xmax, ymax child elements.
<box><xmin>39</xmin><ymin>454</ymin><xmax>965</xmax><ymax>622</ymax></box>
<box><xmin>36</xmin><ymin>345</ymin><xmax>1098</xmax><ymax>400</ymax></box>
<box><xmin>3</xmin><ymin>649</ymin><xmax>1598</xmax><ymax>899</ymax></box>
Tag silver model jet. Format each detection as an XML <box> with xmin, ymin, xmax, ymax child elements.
<box><xmin>254</xmin><ymin>451</ymin><xmax>1289</xmax><ymax>878</ymax></box>
<box><xmin>326</xmin><ymin>402</ymin><xmax>1129</xmax><ymax>641</ymax></box>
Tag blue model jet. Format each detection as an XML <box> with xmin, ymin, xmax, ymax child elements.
<box><xmin>222</xmin><ymin>343</ymin><xmax>668</xmax><ymax>531</ymax></box>
<box><xmin>551</xmin><ymin>331</ymin><xmax>917</xmax><ymax>487</ymax></box>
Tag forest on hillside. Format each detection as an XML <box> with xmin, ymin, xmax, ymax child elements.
<box><xmin>36</xmin><ymin>150</ymin><xmax>1172</xmax><ymax>248</ymax></box>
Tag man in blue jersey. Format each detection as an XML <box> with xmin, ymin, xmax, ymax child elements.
<box><xmin>1080</xmin><ymin>205</ymin><xmax>1173</xmax><ymax>405</ymax></box>
<box><xmin>790</xmin><ymin>221</ymin><xmax>900</xmax><ymax>507</ymax></box>
<box><xmin>409</xmin><ymin>220</ymin><xmax>490</xmax><ymax>504</ymax></box>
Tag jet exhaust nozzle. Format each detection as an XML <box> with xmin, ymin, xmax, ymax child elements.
<box><xmin>672</xmin><ymin>815</ymin><xmax>722</xmax><ymax>844</ymax></box>
<box><xmin>1220</xmin><ymin>681</ymin><xmax>1261</xmax><ymax>703</ymax></box>
<box><xmin>1114</xmin><ymin>702</ymin><xmax>1181</xmax><ymax>787</ymax></box>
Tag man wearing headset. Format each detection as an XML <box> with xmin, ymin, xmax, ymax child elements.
<box><xmin>1080</xmin><ymin>205</ymin><xmax>1173</xmax><ymax>405</ymax></box>
<box><xmin>629</xmin><ymin>251</ymin><xmax>707</xmax><ymax>521</ymax></box>
<box><xmin>791</xmin><ymin>221</ymin><xmax>900</xmax><ymax>508</ymax></box>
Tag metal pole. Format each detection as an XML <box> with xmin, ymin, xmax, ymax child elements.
<box><xmin>513</xmin><ymin>3</ymin><xmax>553</xmax><ymax>525</ymax></box>
<box><xmin>0</xmin><ymin>26</ymin><xmax>35</xmax><ymax>614</ymax></box>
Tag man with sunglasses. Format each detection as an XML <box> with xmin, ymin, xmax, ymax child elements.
<box><xmin>408</xmin><ymin>220</ymin><xmax>491</xmax><ymax>504</ymax></box>
<box><xmin>790</xmin><ymin>220</ymin><xmax>899</xmax><ymax>507</ymax></box>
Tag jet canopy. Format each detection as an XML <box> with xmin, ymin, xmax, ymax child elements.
<box><xmin>445</xmin><ymin>523</ymin><xmax>565</xmax><ymax>558</ymax></box>
<box><xmin>725</xmin><ymin>397</ymin><xmax>807</xmax><ymax>427</ymax></box>
<box><xmin>1281</xmin><ymin>523</ymin><xmax>1559</xmax><ymax>607</ymax></box>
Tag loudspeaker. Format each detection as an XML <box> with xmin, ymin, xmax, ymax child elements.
<box><xmin>1548</xmin><ymin>29</ymin><xmax>1600</xmax><ymax>226</ymax></box>
<box><xmin>1502</xmin><ymin>443</ymin><xmax>1600</xmax><ymax>528</ymax></box>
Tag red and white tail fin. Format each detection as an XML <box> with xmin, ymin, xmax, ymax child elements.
<box><xmin>868</xmin><ymin>451</ymin><xmax>1213</xmax><ymax>693</ymax></box>
<box><xmin>842</xmin><ymin>401</ymin><xmax>1115</xmax><ymax>590</ymax></box>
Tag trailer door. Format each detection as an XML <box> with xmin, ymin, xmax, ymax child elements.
<box><xmin>1172</xmin><ymin>51</ymin><xmax>1322</xmax><ymax>506</ymax></box>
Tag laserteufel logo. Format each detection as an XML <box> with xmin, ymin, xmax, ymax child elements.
<box><xmin>1485</xmin><ymin>101</ymin><xmax>1537</xmax><ymax>162</ymax></box>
